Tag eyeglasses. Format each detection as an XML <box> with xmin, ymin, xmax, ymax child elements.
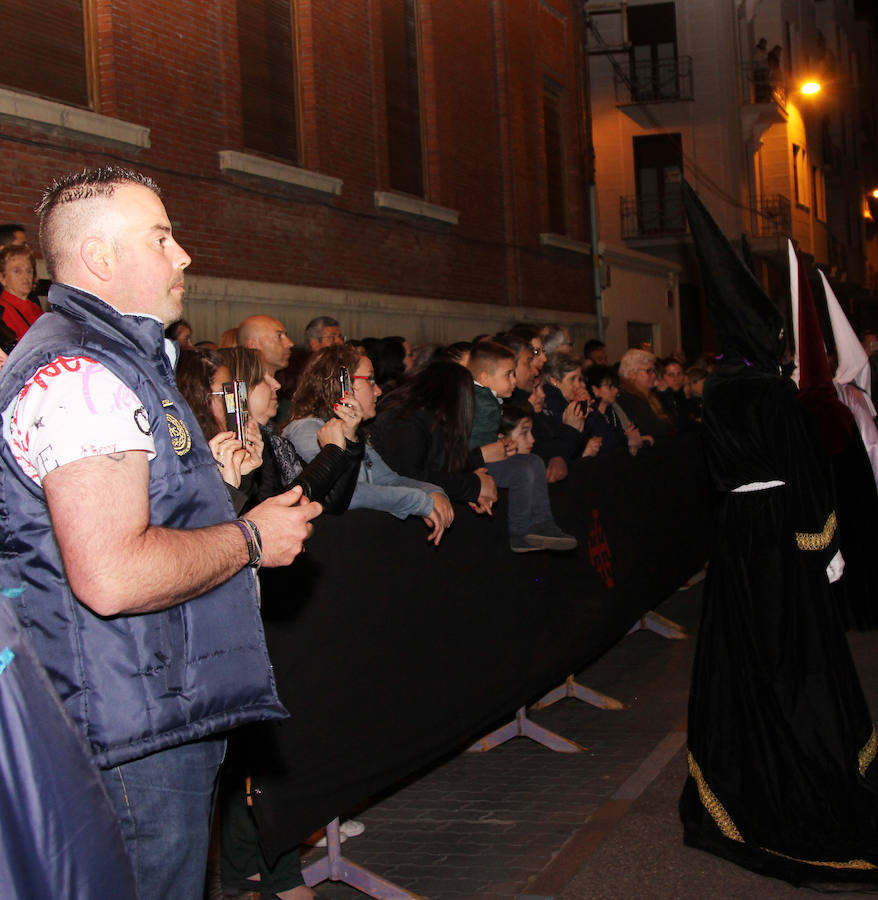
<box><xmin>353</xmin><ymin>374</ymin><xmax>377</xmax><ymax>385</ymax></box>
<box><xmin>639</xmin><ymin>367</ymin><xmax>656</xmax><ymax>375</ymax></box>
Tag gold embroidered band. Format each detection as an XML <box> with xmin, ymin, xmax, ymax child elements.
<box><xmin>762</xmin><ymin>846</ymin><xmax>877</xmax><ymax>871</ymax></box>
<box><xmin>689</xmin><ymin>747</ymin><xmax>878</xmax><ymax>871</ymax></box>
<box><xmin>859</xmin><ymin>726</ymin><xmax>877</xmax><ymax>778</ymax></box>
<box><xmin>795</xmin><ymin>511</ymin><xmax>836</xmax><ymax>551</ymax></box>
<box><xmin>687</xmin><ymin>751</ymin><xmax>743</xmax><ymax>842</ymax></box>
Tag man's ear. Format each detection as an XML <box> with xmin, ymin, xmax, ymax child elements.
<box><xmin>80</xmin><ymin>237</ymin><xmax>114</xmax><ymax>282</ymax></box>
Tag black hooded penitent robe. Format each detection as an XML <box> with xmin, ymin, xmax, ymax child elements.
<box><xmin>679</xmin><ymin>365</ymin><xmax>878</xmax><ymax>886</ymax></box>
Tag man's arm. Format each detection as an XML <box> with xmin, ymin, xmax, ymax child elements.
<box><xmin>43</xmin><ymin>450</ymin><xmax>320</xmax><ymax>617</ymax></box>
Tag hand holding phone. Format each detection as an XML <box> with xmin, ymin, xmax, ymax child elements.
<box><xmin>336</xmin><ymin>366</ymin><xmax>354</xmax><ymax>412</ymax></box>
<box><xmin>222</xmin><ymin>381</ymin><xmax>249</xmax><ymax>442</ymax></box>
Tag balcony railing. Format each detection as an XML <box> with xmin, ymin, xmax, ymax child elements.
<box><xmin>754</xmin><ymin>193</ymin><xmax>791</xmax><ymax>236</ymax></box>
<box><xmin>614</xmin><ymin>56</ymin><xmax>693</xmax><ymax>105</ymax></box>
<box><xmin>620</xmin><ymin>193</ymin><xmax>687</xmax><ymax>239</ymax></box>
<box><xmin>741</xmin><ymin>63</ymin><xmax>787</xmax><ymax>108</ymax></box>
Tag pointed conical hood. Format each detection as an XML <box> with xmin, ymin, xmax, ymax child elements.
<box><xmin>681</xmin><ymin>179</ymin><xmax>784</xmax><ymax>372</ymax></box>
<box><xmin>792</xmin><ymin>242</ymin><xmax>856</xmax><ymax>454</ymax></box>
<box><xmin>821</xmin><ymin>271</ymin><xmax>872</xmax><ymax>394</ymax></box>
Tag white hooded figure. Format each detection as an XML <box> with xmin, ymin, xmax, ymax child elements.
<box><xmin>821</xmin><ymin>269</ymin><xmax>878</xmax><ymax>490</ymax></box>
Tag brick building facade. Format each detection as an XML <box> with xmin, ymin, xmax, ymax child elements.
<box><xmin>0</xmin><ymin>0</ymin><xmax>606</xmax><ymax>347</ymax></box>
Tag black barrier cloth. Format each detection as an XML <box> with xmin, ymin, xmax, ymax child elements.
<box><xmin>249</xmin><ymin>433</ymin><xmax>711</xmax><ymax>862</ymax></box>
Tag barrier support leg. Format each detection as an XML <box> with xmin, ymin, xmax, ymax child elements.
<box><xmin>531</xmin><ymin>675</ymin><xmax>628</xmax><ymax>711</ymax></box>
<box><xmin>303</xmin><ymin>818</ymin><xmax>425</xmax><ymax>899</ymax></box>
<box><xmin>626</xmin><ymin>610</ymin><xmax>687</xmax><ymax>640</ymax></box>
<box><xmin>465</xmin><ymin>706</ymin><xmax>585</xmax><ymax>753</ymax></box>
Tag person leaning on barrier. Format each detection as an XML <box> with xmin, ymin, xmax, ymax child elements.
<box><xmin>0</xmin><ymin>166</ymin><xmax>321</xmax><ymax>900</ymax></box>
<box><xmin>617</xmin><ymin>348</ymin><xmax>675</xmax><ymax>441</ymax></box>
<box><xmin>285</xmin><ymin>344</ymin><xmax>454</xmax><ymax>545</ymax></box>
<box><xmin>176</xmin><ymin>345</ymin><xmax>363</xmax><ymax>900</ymax></box>
<box><xmin>370</xmin><ymin>359</ymin><xmax>497</xmax><ymax>515</ymax></box>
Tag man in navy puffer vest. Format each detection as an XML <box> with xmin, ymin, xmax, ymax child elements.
<box><xmin>0</xmin><ymin>167</ymin><xmax>322</xmax><ymax>900</ymax></box>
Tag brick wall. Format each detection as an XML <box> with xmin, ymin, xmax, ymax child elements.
<box><xmin>0</xmin><ymin>0</ymin><xmax>595</xmax><ymax>330</ymax></box>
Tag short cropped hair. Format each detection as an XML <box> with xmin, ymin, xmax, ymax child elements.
<box><xmin>304</xmin><ymin>315</ymin><xmax>340</xmax><ymax>343</ymax></box>
<box><xmin>541</xmin><ymin>324</ymin><xmax>569</xmax><ymax>355</ymax></box>
<box><xmin>36</xmin><ymin>166</ymin><xmax>160</xmax><ymax>279</ymax></box>
<box><xmin>493</xmin><ymin>332</ymin><xmax>533</xmax><ymax>364</ymax></box>
<box><xmin>585</xmin><ymin>364</ymin><xmax>619</xmax><ymax>393</ymax></box>
<box><xmin>0</xmin><ymin>224</ymin><xmax>26</xmax><ymax>247</ymax></box>
<box><xmin>467</xmin><ymin>341</ymin><xmax>514</xmax><ymax>379</ymax></box>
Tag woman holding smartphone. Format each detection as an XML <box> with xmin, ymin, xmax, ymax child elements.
<box><xmin>285</xmin><ymin>344</ymin><xmax>454</xmax><ymax>546</ymax></box>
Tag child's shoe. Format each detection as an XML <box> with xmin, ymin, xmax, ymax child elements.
<box><xmin>525</xmin><ymin>520</ymin><xmax>577</xmax><ymax>551</ymax></box>
<box><xmin>510</xmin><ymin>533</ymin><xmax>542</xmax><ymax>553</ymax></box>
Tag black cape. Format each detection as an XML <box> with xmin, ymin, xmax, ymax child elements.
<box><xmin>679</xmin><ymin>368</ymin><xmax>878</xmax><ymax>886</ymax></box>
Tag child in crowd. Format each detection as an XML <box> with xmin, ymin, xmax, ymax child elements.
<box><xmin>467</xmin><ymin>342</ymin><xmax>577</xmax><ymax>553</ymax></box>
<box><xmin>584</xmin><ymin>365</ymin><xmax>634</xmax><ymax>455</ymax></box>
<box><xmin>499</xmin><ymin>404</ymin><xmax>536</xmax><ymax>455</ymax></box>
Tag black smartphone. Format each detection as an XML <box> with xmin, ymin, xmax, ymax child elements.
<box><xmin>221</xmin><ymin>380</ymin><xmax>249</xmax><ymax>442</ymax></box>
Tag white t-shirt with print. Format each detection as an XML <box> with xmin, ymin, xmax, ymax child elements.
<box><xmin>3</xmin><ymin>355</ymin><xmax>156</xmax><ymax>485</ymax></box>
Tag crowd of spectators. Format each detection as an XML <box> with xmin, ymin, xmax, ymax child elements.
<box><xmin>4</xmin><ymin>199</ymin><xmax>710</xmax><ymax>898</ymax></box>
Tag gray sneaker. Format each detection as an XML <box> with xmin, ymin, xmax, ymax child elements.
<box><xmin>525</xmin><ymin>520</ymin><xmax>578</xmax><ymax>551</ymax></box>
<box><xmin>510</xmin><ymin>533</ymin><xmax>542</xmax><ymax>553</ymax></box>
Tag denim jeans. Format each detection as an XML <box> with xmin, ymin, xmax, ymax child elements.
<box><xmin>486</xmin><ymin>453</ymin><xmax>553</xmax><ymax>535</ymax></box>
<box><xmin>99</xmin><ymin>737</ymin><xmax>226</xmax><ymax>900</ymax></box>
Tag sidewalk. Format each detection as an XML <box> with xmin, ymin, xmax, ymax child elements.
<box><xmin>214</xmin><ymin>581</ymin><xmax>878</xmax><ymax>899</ymax></box>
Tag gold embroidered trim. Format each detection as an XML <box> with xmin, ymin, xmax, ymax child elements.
<box><xmin>687</xmin><ymin>751</ymin><xmax>743</xmax><ymax>842</ymax></box>
<box><xmin>761</xmin><ymin>846</ymin><xmax>877</xmax><ymax>871</ymax></box>
<box><xmin>795</xmin><ymin>512</ymin><xmax>836</xmax><ymax>551</ymax></box>
<box><xmin>689</xmin><ymin>747</ymin><xmax>878</xmax><ymax>871</ymax></box>
<box><xmin>859</xmin><ymin>726</ymin><xmax>878</xmax><ymax>777</ymax></box>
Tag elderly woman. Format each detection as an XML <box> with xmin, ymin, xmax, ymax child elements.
<box><xmin>0</xmin><ymin>244</ymin><xmax>42</xmax><ymax>340</ymax></box>
<box><xmin>616</xmin><ymin>348</ymin><xmax>675</xmax><ymax>440</ymax></box>
<box><xmin>285</xmin><ymin>345</ymin><xmax>454</xmax><ymax>545</ymax></box>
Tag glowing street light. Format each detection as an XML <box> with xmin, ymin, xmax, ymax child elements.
<box><xmin>801</xmin><ymin>81</ymin><xmax>821</xmax><ymax>95</ymax></box>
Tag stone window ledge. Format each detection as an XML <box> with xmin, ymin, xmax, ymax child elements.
<box><xmin>539</xmin><ymin>233</ymin><xmax>591</xmax><ymax>255</ymax></box>
<box><xmin>0</xmin><ymin>87</ymin><xmax>149</xmax><ymax>148</ymax></box>
<box><xmin>218</xmin><ymin>151</ymin><xmax>342</xmax><ymax>197</ymax></box>
<box><xmin>374</xmin><ymin>191</ymin><xmax>459</xmax><ymax>225</ymax></box>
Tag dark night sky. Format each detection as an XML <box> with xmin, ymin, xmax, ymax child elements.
<box><xmin>855</xmin><ymin>0</ymin><xmax>878</xmax><ymax>30</ymax></box>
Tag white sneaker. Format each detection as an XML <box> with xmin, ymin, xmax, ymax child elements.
<box><xmin>308</xmin><ymin>819</ymin><xmax>365</xmax><ymax>847</ymax></box>
<box><xmin>340</xmin><ymin>819</ymin><xmax>365</xmax><ymax>837</ymax></box>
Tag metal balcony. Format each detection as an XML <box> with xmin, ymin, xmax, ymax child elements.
<box><xmin>620</xmin><ymin>194</ymin><xmax>687</xmax><ymax>239</ymax></box>
<box><xmin>754</xmin><ymin>193</ymin><xmax>791</xmax><ymax>236</ymax></box>
<box><xmin>614</xmin><ymin>56</ymin><xmax>693</xmax><ymax>105</ymax></box>
<box><xmin>740</xmin><ymin>64</ymin><xmax>787</xmax><ymax>109</ymax></box>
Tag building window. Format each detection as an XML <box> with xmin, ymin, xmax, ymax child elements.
<box><xmin>543</xmin><ymin>81</ymin><xmax>566</xmax><ymax>234</ymax></box>
<box><xmin>237</xmin><ymin>0</ymin><xmax>298</xmax><ymax>162</ymax></box>
<box><xmin>0</xmin><ymin>0</ymin><xmax>92</xmax><ymax>108</ymax></box>
<box><xmin>633</xmin><ymin>133</ymin><xmax>684</xmax><ymax>234</ymax></box>
<box><xmin>382</xmin><ymin>0</ymin><xmax>423</xmax><ymax>196</ymax></box>
<box><xmin>812</xmin><ymin>165</ymin><xmax>826</xmax><ymax>221</ymax></box>
<box><xmin>792</xmin><ymin>144</ymin><xmax>809</xmax><ymax>209</ymax></box>
<box><xmin>627</xmin><ymin>3</ymin><xmax>678</xmax><ymax>102</ymax></box>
